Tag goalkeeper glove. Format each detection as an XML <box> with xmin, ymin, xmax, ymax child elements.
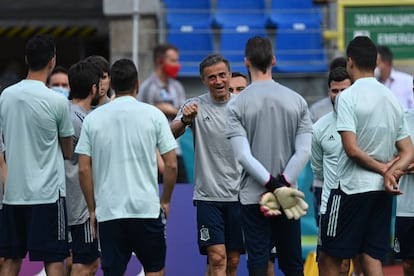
<box><xmin>273</xmin><ymin>187</ymin><xmax>308</xmax><ymax>220</ymax></box>
<box><xmin>264</xmin><ymin>174</ymin><xmax>308</xmax><ymax>220</ymax></box>
<box><xmin>259</xmin><ymin>192</ymin><xmax>281</xmax><ymax>217</ymax></box>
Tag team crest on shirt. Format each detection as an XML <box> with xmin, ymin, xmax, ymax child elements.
<box><xmin>200</xmin><ymin>226</ymin><xmax>210</xmax><ymax>241</ymax></box>
<box><xmin>393</xmin><ymin>238</ymin><xmax>400</xmax><ymax>253</ymax></box>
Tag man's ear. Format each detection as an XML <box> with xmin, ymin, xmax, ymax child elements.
<box><xmin>347</xmin><ymin>57</ymin><xmax>353</xmax><ymax>68</ymax></box>
<box><xmin>135</xmin><ymin>80</ymin><xmax>139</xmax><ymax>92</ymax></box>
<box><xmin>244</xmin><ymin>57</ymin><xmax>250</xmax><ymax>69</ymax></box>
<box><xmin>133</xmin><ymin>80</ymin><xmax>140</xmax><ymax>97</ymax></box>
<box><xmin>47</xmin><ymin>56</ymin><xmax>56</xmax><ymax>72</ymax></box>
<box><xmin>156</xmin><ymin>57</ymin><xmax>164</xmax><ymax>65</ymax></box>
<box><xmin>91</xmin><ymin>83</ymin><xmax>97</xmax><ymax>96</ymax></box>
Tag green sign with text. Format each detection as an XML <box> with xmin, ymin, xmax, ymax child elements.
<box><xmin>345</xmin><ymin>6</ymin><xmax>414</xmax><ymax>59</ymax></box>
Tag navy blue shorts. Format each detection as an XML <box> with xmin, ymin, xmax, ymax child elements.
<box><xmin>0</xmin><ymin>198</ymin><xmax>69</xmax><ymax>262</ymax></box>
<box><xmin>241</xmin><ymin>204</ymin><xmax>303</xmax><ymax>274</ymax></box>
<box><xmin>69</xmin><ymin>218</ymin><xmax>100</xmax><ymax>264</ymax></box>
<box><xmin>320</xmin><ymin>188</ymin><xmax>392</xmax><ymax>262</ymax></box>
<box><xmin>393</xmin><ymin>216</ymin><xmax>414</xmax><ymax>260</ymax></box>
<box><xmin>196</xmin><ymin>201</ymin><xmax>244</xmax><ymax>255</ymax></box>
<box><xmin>98</xmin><ymin>209</ymin><xmax>166</xmax><ymax>275</ymax></box>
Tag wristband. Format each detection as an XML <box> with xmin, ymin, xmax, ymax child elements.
<box><xmin>265</xmin><ymin>175</ymin><xmax>282</xmax><ymax>192</ymax></box>
<box><xmin>279</xmin><ymin>173</ymin><xmax>291</xmax><ymax>187</ymax></box>
<box><xmin>181</xmin><ymin>117</ymin><xmax>191</xmax><ymax>126</ymax></box>
<box><xmin>264</xmin><ymin>174</ymin><xmax>291</xmax><ymax>192</ymax></box>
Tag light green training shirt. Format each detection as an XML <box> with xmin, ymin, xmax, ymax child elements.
<box><xmin>75</xmin><ymin>96</ymin><xmax>177</xmax><ymax>222</ymax></box>
<box><xmin>396</xmin><ymin>109</ymin><xmax>414</xmax><ymax>217</ymax></box>
<box><xmin>311</xmin><ymin>111</ymin><xmax>341</xmax><ymax>214</ymax></box>
<box><xmin>0</xmin><ymin>79</ymin><xmax>74</xmax><ymax>204</ymax></box>
<box><xmin>336</xmin><ymin>77</ymin><xmax>408</xmax><ymax>194</ymax></box>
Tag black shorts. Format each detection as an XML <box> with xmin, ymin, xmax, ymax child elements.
<box><xmin>320</xmin><ymin>188</ymin><xmax>392</xmax><ymax>262</ymax></box>
<box><xmin>241</xmin><ymin>204</ymin><xmax>303</xmax><ymax>274</ymax></box>
<box><xmin>393</xmin><ymin>216</ymin><xmax>414</xmax><ymax>260</ymax></box>
<box><xmin>196</xmin><ymin>201</ymin><xmax>244</xmax><ymax>255</ymax></box>
<box><xmin>98</xmin><ymin>210</ymin><xmax>166</xmax><ymax>275</ymax></box>
<box><xmin>69</xmin><ymin>218</ymin><xmax>100</xmax><ymax>264</ymax></box>
<box><xmin>0</xmin><ymin>198</ymin><xmax>69</xmax><ymax>262</ymax></box>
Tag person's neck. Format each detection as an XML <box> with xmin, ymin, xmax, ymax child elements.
<box><xmin>249</xmin><ymin>69</ymin><xmax>272</xmax><ymax>82</ymax></box>
<box><xmin>72</xmin><ymin>97</ymin><xmax>92</xmax><ymax>112</ymax></box>
<box><xmin>97</xmin><ymin>95</ymin><xmax>107</xmax><ymax>106</ymax></box>
<box><xmin>353</xmin><ymin>70</ymin><xmax>374</xmax><ymax>81</ymax></box>
<box><xmin>155</xmin><ymin>67</ymin><xmax>168</xmax><ymax>85</ymax></box>
<box><xmin>211</xmin><ymin>92</ymin><xmax>231</xmax><ymax>103</ymax></box>
<box><xmin>26</xmin><ymin>69</ymin><xmax>49</xmax><ymax>84</ymax></box>
<box><xmin>115</xmin><ymin>92</ymin><xmax>135</xmax><ymax>98</ymax></box>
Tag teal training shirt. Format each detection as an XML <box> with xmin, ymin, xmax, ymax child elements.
<box><xmin>65</xmin><ymin>103</ymin><xmax>90</xmax><ymax>226</ymax></box>
<box><xmin>396</xmin><ymin>109</ymin><xmax>414</xmax><ymax>217</ymax></box>
<box><xmin>75</xmin><ymin>96</ymin><xmax>177</xmax><ymax>222</ymax></box>
<box><xmin>336</xmin><ymin>77</ymin><xmax>409</xmax><ymax>194</ymax></box>
<box><xmin>0</xmin><ymin>79</ymin><xmax>74</xmax><ymax>204</ymax></box>
<box><xmin>311</xmin><ymin>111</ymin><xmax>341</xmax><ymax>214</ymax></box>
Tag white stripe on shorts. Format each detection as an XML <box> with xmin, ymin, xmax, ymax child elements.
<box><xmin>57</xmin><ymin>197</ymin><xmax>66</xmax><ymax>241</ymax></box>
<box><xmin>84</xmin><ymin>219</ymin><xmax>94</xmax><ymax>243</ymax></box>
<box><xmin>327</xmin><ymin>194</ymin><xmax>341</xmax><ymax>237</ymax></box>
<box><xmin>97</xmin><ymin>223</ymin><xmax>101</xmax><ymax>252</ymax></box>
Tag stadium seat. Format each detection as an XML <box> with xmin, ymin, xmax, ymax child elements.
<box><xmin>268</xmin><ymin>0</ymin><xmax>323</xmax><ymax>27</ymax></box>
<box><xmin>219</xmin><ymin>27</ymin><xmax>267</xmax><ymax>74</ymax></box>
<box><xmin>274</xmin><ymin>21</ymin><xmax>327</xmax><ymax>73</ymax></box>
<box><xmin>213</xmin><ymin>0</ymin><xmax>268</xmax><ymax>73</ymax></box>
<box><xmin>214</xmin><ymin>0</ymin><xmax>268</xmax><ymax>29</ymax></box>
<box><xmin>166</xmin><ymin>26</ymin><xmax>214</xmax><ymax>76</ymax></box>
<box><xmin>163</xmin><ymin>0</ymin><xmax>212</xmax><ymax>28</ymax></box>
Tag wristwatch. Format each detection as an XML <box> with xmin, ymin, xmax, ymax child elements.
<box><xmin>181</xmin><ymin>117</ymin><xmax>192</xmax><ymax>126</ymax></box>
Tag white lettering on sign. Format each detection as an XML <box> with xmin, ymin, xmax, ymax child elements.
<box><xmin>355</xmin><ymin>14</ymin><xmax>414</xmax><ymax>27</ymax></box>
<box><xmin>377</xmin><ymin>33</ymin><xmax>414</xmax><ymax>45</ymax></box>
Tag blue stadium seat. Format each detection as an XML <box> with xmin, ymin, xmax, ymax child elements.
<box><xmin>219</xmin><ymin>27</ymin><xmax>267</xmax><ymax>74</ymax></box>
<box><xmin>163</xmin><ymin>0</ymin><xmax>212</xmax><ymax>28</ymax></box>
<box><xmin>214</xmin><ymin>0</ymin><xmax>267</xmax><ymax>29</ymax></box>
<box><xmin>268</xmin><ymin>0</ymin><xmax>323</xmax><ymax>27</ymax></box>
<box><xmin>274</xmin><ymin>21</ymin><xmax>327</xmax><ymax>73</ymax></box>
<box><xmin>166</xmin><ymin>26</ymin><xmax>214</xmax><ymax>76</ymax></box>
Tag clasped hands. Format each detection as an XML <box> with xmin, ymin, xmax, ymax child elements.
<box><xmin>382</xmin><ymin>156</ymin><xmax>407</xmax><ymax>195</ymax></box>
<box><xmin>259</xmin><ymin>174</ymin><xmax>308</xmax><ymax>220</ymax></box>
